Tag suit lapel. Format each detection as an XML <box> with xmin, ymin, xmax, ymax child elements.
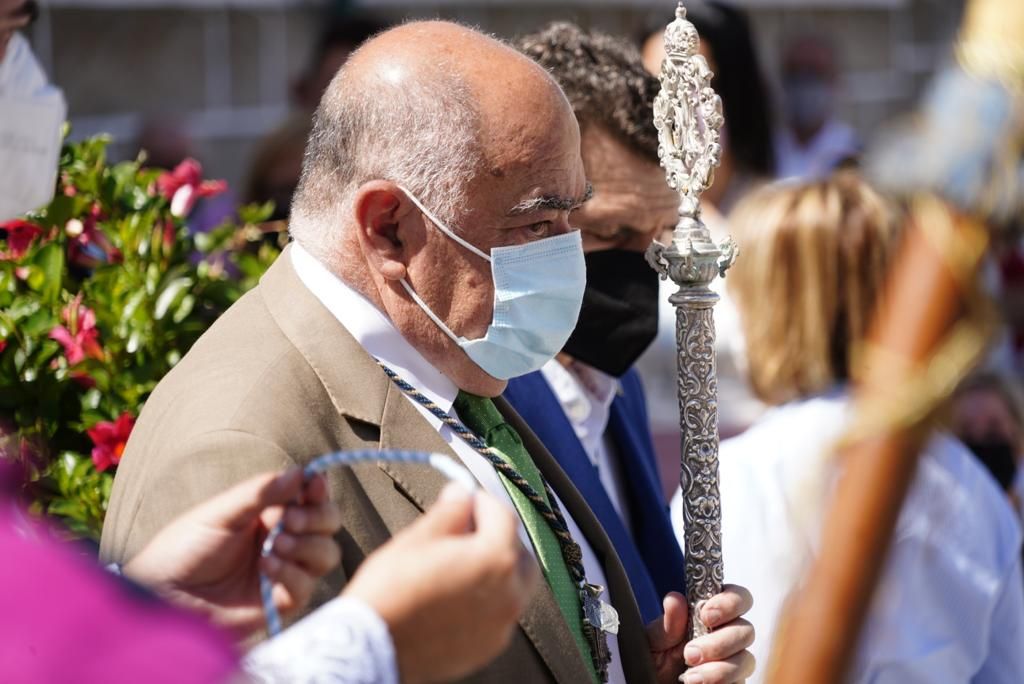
<box><xmin>497</xmin><ymin>397</ymin><xmax>658</xmax><ymax>684</ymax></box>
<box><xmin>377</xmin><ymin>379</ymin><xmax>460</xmax><ymax>511</ymax></box>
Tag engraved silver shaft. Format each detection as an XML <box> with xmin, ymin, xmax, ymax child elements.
<box><xmin>646</xmin><ymin>3</ymin><xmax>734</xmax><ymax>640</ymax></box>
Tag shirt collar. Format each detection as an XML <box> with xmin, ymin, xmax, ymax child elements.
<box><xmin>541</xmin><ymin>358</ymin><xmax>618</xmax><ymax>442</ymax></box>
<box><xmin>290</xmin><ymin>242</ymin><xmax>458</xmax><ymax>412</ymax></box>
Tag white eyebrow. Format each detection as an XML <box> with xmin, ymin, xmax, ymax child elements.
<box><xmin>507</xmin><ymin>183</ymin><xmax>593</xmax><ymax>217</ymax></box>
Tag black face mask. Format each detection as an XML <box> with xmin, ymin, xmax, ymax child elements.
<box><xmin>963</xmin><ymin>438</ymin><xmax>1019</xmax><ymax>491</ymax></box>
<box><xmin>562</xmin><ymin>249</ymin><xmax>660</xmax><ymax>377</ymax></box>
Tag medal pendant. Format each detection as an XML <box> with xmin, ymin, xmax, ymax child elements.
<box><xmin>580</xmin><ymin>583</ymin><xmax>616</xmax><ymax>682</ymax></box>
<box><xmin>581</xmin><ymin>583</ymin><xmax>620</xmax><ymax>635</ymax></box>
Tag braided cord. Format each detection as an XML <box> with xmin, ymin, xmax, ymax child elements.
<box><xmin>377</xmin><ymin>362</ymin><xmax>587</xmax><ymax>584</ymax></box>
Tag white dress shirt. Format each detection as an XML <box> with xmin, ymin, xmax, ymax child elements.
<box><xmin>540</xmin><ymin>358</ymin><xmax>632</xmax><ymax>532</ymax></box>
<box><xmin>292</xmin><ymin>244</ymin><xmax>627</xmax><ymax>684</ymax></box>
<box><xmin>672</xmin><ymin>389</ymin><xmax>1024</xmax><ymax>684</ymax></box>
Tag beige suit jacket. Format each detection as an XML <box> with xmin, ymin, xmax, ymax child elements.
<box><xmin>101</xmin><ymin>246</ymin><xmax>657</xmax><ymax>683</ymax></box>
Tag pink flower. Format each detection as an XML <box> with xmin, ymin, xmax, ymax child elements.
<box><xmin>67</xmin><ymin>205</ymin><xmax>122</xmax><ymax>269</ymax></box>
<box><xmin>0</xmin><ymin>220</ymin><xmax>44</xmax><ymax>260</ymax></box>
<box><xmin>86</xmin><ymin>412</ymin><xmax>135</xmax><ymax>472</ymax></box>
<box><xmin>49</xmin><ymin>294</ymin><xmax>104</xmax><ymax>365</ymax></box>
<box><xmin>156</xmin><ymin>158</ymin><xmax>227</xmax><ymax>218</ymax></box>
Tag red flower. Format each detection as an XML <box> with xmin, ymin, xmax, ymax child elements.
<box><xmin>87</xmin><ymin>412</ymin><xmax>135</xmax><ymax>472</ymax></box>
<box><xmin>0</xmin><ymin>339</ymin><xmax>6</xmax><ymax>354</ymax></box>
<box><xmin>156</xmin><ymin>158</ymin><xmax>227</xmax><ymax>218</ymax></box>
<box><xmin>0</xmin><ymin>220</ymin><xmax>44</xmax><ymax>260</ymax></box>
<box><xmin>49</xmin><ymin>294</ymin><xmax>104</xmax><ymax>365</ymax></box>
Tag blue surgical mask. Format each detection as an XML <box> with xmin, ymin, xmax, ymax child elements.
<box><xmin>398</xmin><ymin>186</ymin><xmax>586</xmax><ymax>380</ymax></box>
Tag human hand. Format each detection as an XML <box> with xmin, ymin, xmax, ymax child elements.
<box><xmin>124</xmin><ymin>469</ymin><xmax>342</xmax><ymax>640</ymax></box>
<box><xmin>647</xmin><ymin>586</ymin><xmax>756</xmax><ymax>684</ymax></box>
<box><xmin>344</xmin><ymin>483</ymin><xmax>538</xmax><ymax>684</ymax></box>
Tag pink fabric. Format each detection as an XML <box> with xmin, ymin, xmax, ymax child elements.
<box><xmin>0</xmin><ymin>467</ymin><xmax>239</xmax><ymax>683</ymax></box>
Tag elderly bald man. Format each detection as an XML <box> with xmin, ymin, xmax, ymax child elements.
<box><xmin>101</xmin><ymin>21</ymin><xmax>753</xmax><ymax>684</ymax></box>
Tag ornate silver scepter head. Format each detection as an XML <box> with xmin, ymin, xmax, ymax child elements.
<box><xmin>645</xmin><ymin>3</ymin><xmax>736</xmax><ymax>641</ymax></box>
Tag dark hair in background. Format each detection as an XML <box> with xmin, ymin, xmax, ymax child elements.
<box><xmin>518</xmin><ymin>22</ymin><xmax>661</xmax><ymax>164</ymax></box>
<box><xmin>307</xmin><ymin>13</ymin><xmax>388</xmax><ymax>79</ymax></box>
<box><xmin>641</xmin><ymin>1</ymin><xmax>775</xmax><ymax>177</ymax></box>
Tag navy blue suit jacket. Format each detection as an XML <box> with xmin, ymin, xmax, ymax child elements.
<box><xmin>505</xmin><ymin>367</ymin><xmax>685</xmax><ymax>623</ymax></box>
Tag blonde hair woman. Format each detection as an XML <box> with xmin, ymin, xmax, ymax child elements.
<box><xmin>672</xmin><ymin>172</ymin><xmax>1024</xmax><ymax>683</ymax></box>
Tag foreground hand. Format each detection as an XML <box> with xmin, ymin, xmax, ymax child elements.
<box><xmin>647</xmin><ymin>585</ymin><xmax>756</xmax><ymax>684</ymax></box>
<box><xmin>124</xmin><ymin>469</ymin><xmax>342</xmax><ymax>640</ymax></box>
<box><xmin>344</xmin><ymin>484</ymin><xmax>538</xmax><ymax>684</ymax></box>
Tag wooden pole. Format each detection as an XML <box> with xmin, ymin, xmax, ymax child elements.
<box><xmin>765</xmin><ymin>207</ymin><xmax>988</xmax><ymax>682</ymax></box>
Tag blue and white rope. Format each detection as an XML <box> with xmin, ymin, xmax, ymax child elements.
<box><xmin>260</xmin><ymin>448</ymin><xmax>476</xmax><ymax>637</ymax></box>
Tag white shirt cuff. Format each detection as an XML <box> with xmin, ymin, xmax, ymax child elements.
<box><xmin>242</xmin><ymin>596</ymin><xmax>398</xmax><ymax>684</ymax></box>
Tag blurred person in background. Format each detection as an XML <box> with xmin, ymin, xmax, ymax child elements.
<box><xmin>244</xmin><ymin>12</ymin><xmax>386</xmax><ymax>225</ymax></box>
<box><xmin>774</xmin><ymin>35</ymin><xmax>861</xmax><ymax>179</ymax></box>
<box><xmin>135</xmin><ymin>115</ymin><xmax>195</xmax><ymax>172</ymax></box>
<box><xmin>291</xmin><ymin>12</ymin><xmax>387</xmax><ymax>113</ymax></box>
<box><xmin>510</xmin><ymin>22</ymin><xmax>685</xmax><ymax>624</ymax></box>
<box><xmin>245</xmin><ymin>114</ymin><xmax>312</xmax><ymax>224</ymax></box>
<box><xmin>637</xmin><ymin>1</ymin><xmax>774</xmax><ymax>464</ymax></box>
<box><xmin>951</xmin><ymin>371</ymin><xmax>1024</xmax><ymax>516</ymax></box>
<box><xmin>0</xmin><ymin>0</ymin><xmax>65</xmax><ymax>221</ymax></box>
<box><xmin>677</xmin><ymin>172</ymin><xmax>1024</xmax><ymax>683</ymax></box>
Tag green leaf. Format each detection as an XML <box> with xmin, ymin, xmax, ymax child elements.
<box><xmin>238</xmin><ymin>201</ymin><xmax>275</xmax><ymax>225</ymax></box>
<box><xmin>154</xmin><ymin>276</ymin><xmax>194</xmax><ymax>320</ymax></box>
<box><xmin>30</xmin><ymin>243</ymin><xmax>65</xmax><ymax>304</ymax></box>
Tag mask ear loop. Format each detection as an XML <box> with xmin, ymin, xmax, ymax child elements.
<box><xmin>399</xmin><ymin>279</ymin><xmax>465</xmax><ymax>346</ymax></box>
<box><xmin>396</xmin><ymin>184</ymin><xmax>491</xmax><ymax>262</ymax></box>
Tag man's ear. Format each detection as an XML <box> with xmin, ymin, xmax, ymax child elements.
<box><xmin>351</xmin><ymin>181</ymin><xmax>416</xmax><ymax>281</ymax></box>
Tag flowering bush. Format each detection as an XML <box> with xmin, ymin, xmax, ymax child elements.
<box><xmin>0</xmin><ymin>134</ymin><xmax>283</xmax><ymax>539</ymax></box>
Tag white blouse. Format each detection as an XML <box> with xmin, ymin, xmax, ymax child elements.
<box><xmin>672</xmin><ymin>390</ymin><xmax>1024</xmax><ymax>683</ymax></box>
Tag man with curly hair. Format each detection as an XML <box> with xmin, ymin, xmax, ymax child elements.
<box><xmin>507</xmin><ymin>22</ymin><xmax>689</xmax><ymax>626</ymax></box>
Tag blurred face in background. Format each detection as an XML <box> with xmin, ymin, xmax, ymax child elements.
<box><xmin>557</xmin><ymin>123</ymin><xmax>678</xmax><ymax>376</ymax></box>
<box><xmin>781</xmin><ymin>37</ymin><xmax>839</xmax><ymax>141</ymax></box>
<box><xmin>951</xmin><ymin>387</ymin><xmax>1023</xmax><ymax>492</ymax></box>
<box><xmin>572</xmin><ymin>124</ymin><xmax>678</xmax><ymax>254</ymax></box>
<box><xmin>0</xmin><ymin>0</ymin><xmax>36</xmax><ymax>62</ymax></box>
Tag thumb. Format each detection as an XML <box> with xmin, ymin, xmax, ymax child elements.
<box><xmin>406</xmin><ymin>483</ymin><xmax>476</xmax><ymax>539</ymax></box>
<box><xmin>647</xmin><ymin>591</ymin><xmax>689</xmax><ymax>652</ymax></box>
<box><xmin>202</xmin><ymin>468</ymin><xmax>305</xmax><ymax>529</ymax></box>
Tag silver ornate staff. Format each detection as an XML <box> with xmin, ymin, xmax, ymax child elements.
<box><xmin>645</xmin><ymin>3</ymin><xmax>736</xmax><ymax>640</ymax></box>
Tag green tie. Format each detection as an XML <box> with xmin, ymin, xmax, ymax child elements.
<box><xmin>453</xmin><ymin>391</ymin><xmax>599</xmax><ymax>683</ymax></box>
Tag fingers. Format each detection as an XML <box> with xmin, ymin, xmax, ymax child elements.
<box><xmin>647</xmin><ymin>591</ymin><xmax>689</xmax><ymax>652</ymax></box>
<box><xmin>700</xmin><ymin>584</ymin><xmax>753</xmax><ymax>629</ymax></box>
<box><xmin>282</xmin><ymin>497</ymin><xmax>344</xmax><ymax>535</ymax></box>
<box><xmin>681</xmin><ymin>650</ymin><xmax>756</xmax><ymax>684</ymax></box>
<box><xmin>201</xmin><ymin>469</ymin><xmax>304</xmax><ymax>529</ymax></box>
<box><xmin>683</xmin><ymin>619</ymin><xmax>755</xmax><ymax>667</ymax></box>
<box><xmin>271</xmin><ymin>532</ymin><xmax>342</xmax><ymax>576</ymax></box>
<box><xmin>301</xmin><ymin>473</ymin><xmax>330</xmax><ymax>504</ymax></box>
<box><xmin>471</xmin><ymin>490</ymin><xmax>519</xmax><ymax>549</ymax></box>
<box><xmin>407</xmin><ymin>482</ymin><xmax>477</xmax><ymax>539</ymax></box>
<box><xmin>261</xmin><ymin>556</ymin><xmax>317</xmax><ymax>616</ymax></box>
